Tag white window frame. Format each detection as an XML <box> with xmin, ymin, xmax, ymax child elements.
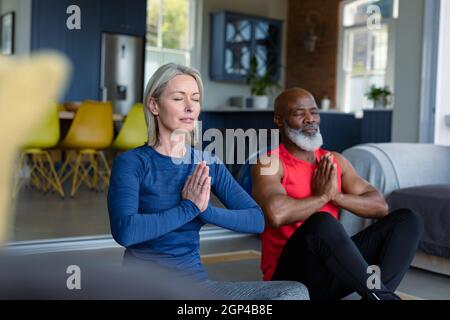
<box><xmin>434</xmin><ymin>0</ymin><xmax>450</xmax><ymax>145</ymax></box>
<box><xmin>336</xmin><ymin>0</ymin><xmax>398</xmax><ymax>113</ymax></box>
<box><xmin>144</xmin><ymin>0</ymin><xmax>202</xmax><ymax>85</ymax></box>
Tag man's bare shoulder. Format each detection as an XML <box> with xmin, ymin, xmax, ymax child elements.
<box><xmin>330</xmin><ymin>150</ymin><xmax>343</xmax><ymax>159</ymax></box>
<box><xmin>330</xmin><ymin>151</ymin><xmax>350</xmax><ymax>169</ymax></box>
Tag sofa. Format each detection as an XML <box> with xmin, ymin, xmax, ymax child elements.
<box><xmin>341</xmin><ymin>143</ymin><xmax>450</xmax><ymax>276</ymax></box>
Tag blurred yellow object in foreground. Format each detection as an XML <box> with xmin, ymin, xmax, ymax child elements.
<box><xmin>0</xmin><ymin>52</ymin><xmax>71</xmax><ymax>244</ymax></box>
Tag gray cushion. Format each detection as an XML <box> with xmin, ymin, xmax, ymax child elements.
<box><xmin>387</xmin><ymin>184</ymin><xmax>450</xmax><ymax>259</ymax></box>
<box><xmin>340</xmin><ymin>143</ymin><xmax>450</xmax><ymax>236</ymax></box>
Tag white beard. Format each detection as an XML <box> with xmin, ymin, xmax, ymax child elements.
<box><xmin>284</xmin><ymin>125</ymin><xmax>323</xmax><ymax>152</ymax></box>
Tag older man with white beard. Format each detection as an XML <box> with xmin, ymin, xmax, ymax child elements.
<box><xmin>251</xmin><ymin>88</ymin><xmax>423</xmax><ymax>300</ymax></box>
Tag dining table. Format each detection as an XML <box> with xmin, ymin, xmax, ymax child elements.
<box><xmin>58</xmin><ymin>111</ymin><xmax>124</xmax><ymax>122</ymax></box>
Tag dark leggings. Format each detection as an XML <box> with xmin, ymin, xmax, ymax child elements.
<box><xmin>271</xmin><ymin>208</ymin><xmax>424</xmax><ymax>300</ymax></box>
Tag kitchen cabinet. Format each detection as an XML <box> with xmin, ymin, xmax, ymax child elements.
<box><xmin>200</xmin><ymin>109</ymin><xmax>362</xmax><ymax>177</ymax></box>
<box><xmin>361</xmin><ymin>109</ymin><xmax>393</xmax><ymax>143</ymax></box>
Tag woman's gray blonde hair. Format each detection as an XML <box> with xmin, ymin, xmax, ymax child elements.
<box><xmin>143</xmin><ymin>63</ymin><xmax>204</xmax><ymax>146</ymax></box>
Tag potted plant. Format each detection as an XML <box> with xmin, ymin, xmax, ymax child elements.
<box><xmin>365</xmin><ymin>85</ymin><xmax>392</xmax><ymax>109</ymax></box>
<box><xmin>246</xmin><ymin>57</ymin><xmax>279</xmax><ymax>109</ymax></box>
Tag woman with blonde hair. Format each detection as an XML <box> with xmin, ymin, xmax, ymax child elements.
<box><xmin>107</xmin><ymin>63</ymin><xmax>308</xmax><ymax>299</ymax></box>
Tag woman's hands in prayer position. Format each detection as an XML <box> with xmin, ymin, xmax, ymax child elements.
<box><xmin>181</xmin><ymin>161</ymin><xmax>211</xmax><ymax>212</ymax></box>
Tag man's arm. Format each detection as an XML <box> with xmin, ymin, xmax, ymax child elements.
<box><xmin>331</xmin><ymin>152</ymin><xmax>389</xmax><ymax>219</ymax></box>
<box><xmin>251</xmin><ymin>154</ymin><xmax>335</xmax><ymax>228</ymax></box>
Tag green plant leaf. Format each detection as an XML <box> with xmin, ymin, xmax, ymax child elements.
<box><xmin>246</xmin><ymin>56</ymin><xmax>280</xmax><ymax>96</ymax></box>
<box><xmin>365</xmin><ymin>85</ymin><xmax>392</xmax><ymax>101</ymax></box>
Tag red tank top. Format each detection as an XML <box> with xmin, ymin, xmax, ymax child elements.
<box><xmin>260</xmin><ymin>144</ymin><xmax>342</xmax><ymax>281</ymax></box>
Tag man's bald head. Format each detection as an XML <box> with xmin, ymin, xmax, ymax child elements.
<box><xmin>273</xmin><ymin>88</ymin><xmax>322</xmax><ymax>151</ymax></box>
<box><xmin>274</xmin><ymin>88</ymin><xmax>317</xmax><ymax>118</ymax></box>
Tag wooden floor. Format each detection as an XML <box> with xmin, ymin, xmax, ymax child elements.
<box><xmin>201</xmin><ymin>250</ymin><xmax>261</xmax><ymax>265</ymax></box>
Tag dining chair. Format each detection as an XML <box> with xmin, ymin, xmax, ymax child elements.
<box><xmin>58</xmin><ymin>101</ymin><xmax>114</xmax><ymax>196</ymax></box>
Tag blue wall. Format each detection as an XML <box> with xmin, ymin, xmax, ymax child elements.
<box><xmin>31</xmin><ymin>0</ymin><xmax>146</xmax><ymax>102</ymax></box>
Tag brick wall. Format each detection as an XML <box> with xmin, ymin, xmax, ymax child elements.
<box><xmin>285</xmin><ymin>0</ymin><xmax>341</xmax><ymax>108</ymax></box>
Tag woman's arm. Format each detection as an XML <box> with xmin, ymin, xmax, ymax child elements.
<box><xmin>198</xmin><ymin>157</ymin><xmax>264</xmax><ymax>233</ymax></box>
<box><xmin>107</xmin><ymin>153</ymin><xmax>201</xmax><ymax>247</ymax></box>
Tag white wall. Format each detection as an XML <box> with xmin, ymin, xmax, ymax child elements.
<box><xmin>391</xmin><ymin>0</ymin><xmax>424</xmax><ymax>142</ymax></box>
<box><xmin>0</xmin><ymin>0</ymin><xmax>32</xmax><ymax>56</ymax></box>
<box><xmin>434</xmin><ymin>0</ymin><xmax>450</xmax><ymax>145</ymax></box>
<box><xmin>197</xmin><ymin>0</ymin><xmax>287</xmax><ymax>109</ymax></box>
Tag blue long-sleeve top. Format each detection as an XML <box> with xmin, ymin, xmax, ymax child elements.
<box><xmin>107</xmin><ymin>145</ymin><xmax>264</xmax><ymax>281</ymax></box>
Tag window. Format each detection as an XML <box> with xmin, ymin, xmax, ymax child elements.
<box><xmin>144</xmin><ymin>0</ymin><xmax>197</xmax><ymax>87</ymax></box>
<box><xmin>337</xmin><ymin>0</ymin><xmax>398</xmax><ymax>113</ymax></box>
<box><xmin>434</xmin><ymin>0</ymin><xmax>450</xmax><ymax>145</ymax></box>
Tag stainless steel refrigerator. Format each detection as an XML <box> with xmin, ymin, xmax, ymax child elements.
<box><xmin>100</xmin><ymin>33</ymin><xmax>144</xmax><ymax>115</ymax></box>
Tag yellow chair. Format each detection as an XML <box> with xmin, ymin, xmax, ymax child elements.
<box><xmin>112</xmin><ymin>103</ymin><xmax>147</xmax><ymax>151</ymax></box>
<box><xmin>13</xmin><ymin>105</ymin><xmax>65</xmax><ymax>198</ymax></box>
<box><xmin>58</xmin><ymin>101</ymin><xmax>114</xmax><ymax>196</ymax></box>
<box><xmin>57</xmin><ymin>103</ymin><xmax>66</xmax><ymax>111</ymax></box>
